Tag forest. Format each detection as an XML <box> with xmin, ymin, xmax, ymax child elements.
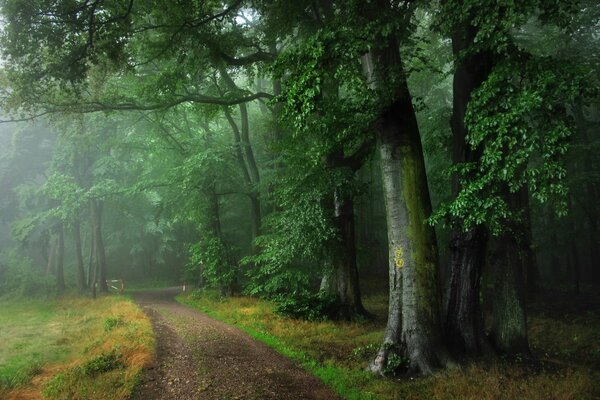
<box><xmin>0</xmin><ymin>0</ymin><xmax>599</xmax><ymax>399</ymax></box>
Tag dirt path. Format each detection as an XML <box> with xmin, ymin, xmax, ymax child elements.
<box><xmin>131</xmin><ymin>288</ymin><xmax>339</xmax><ymax>400</ymax></box>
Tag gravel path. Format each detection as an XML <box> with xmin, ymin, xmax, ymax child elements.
<box><xmin>131</xmin><ymin>288</ymin><xmax>339</xmax><ymax>400</ymax></box>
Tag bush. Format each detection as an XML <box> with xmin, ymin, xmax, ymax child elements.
<box><xmin>0</xmin><ymin>250</ymin><xmax>54</xmax><ymax>298</ymax></box>
<box><xmin>274</xmin><ymin>291</ymin><xmax>338</xmax><ymax>321</ymax></box>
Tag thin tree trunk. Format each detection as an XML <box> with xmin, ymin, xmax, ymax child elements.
<box><xmin>46</xmin><ymin>232</ymin><xmax>56</xmax><ymax>276</ymax></box>
<box><xmin>87</xmin><ymin>213</ymin><xmax>95</xmax><ymax>289</ymax></box>
<box><xmin>220</xmin><ymin>68</ymin><xmax>262</xmax><ymax>243</ymax></box>
<box><xmin>56</xmin><ymin>223</ymin><xmax>65</xmax><ymax>292</ymax></box>
<box><xmin>74</xmin><ymin>219</ymin><xmax>87</xmax><ymax>292</ymax></box>
<box><xmin>92</xmin><ymin>199</ymin><xmax>108</xmax><ymax>293</ymax></box>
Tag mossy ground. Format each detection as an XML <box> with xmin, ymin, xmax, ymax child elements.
<box><xmin>0</xmin><ymin>295</ymin><xmax>154</xmax><ymax>400</ymax></box>
<box><xmin>179</xmin><ymin>281</ymin><xmax>600</xmax><ymax>400</ymax></box>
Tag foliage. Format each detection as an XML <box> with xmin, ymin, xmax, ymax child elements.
<box><xmin>0</xmin><ymin>250</ymin><xmax>54</xmax><ymax>298</ymax></box>
<box><xmin>81</xmin><ymin>350</ymin><xmax>124</xmax><ymax>376</ymax></box>
<box><xmin>187</xmin><ymin>233</ymin><xmax>238</xmax><ymax>293</ymax></box>
<box><xmin>433</xmin><ymin>55</ymin><xmax>592</xmax><ymax>234</ymax></box>
<box><xmin>274</xmin><ymin>291</ymin><xmax>338</xmax><ymax>321</ymax></box>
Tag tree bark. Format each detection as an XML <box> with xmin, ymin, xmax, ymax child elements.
<box><xmin>91</xmin><ymin>199</ymin><xmax>108</xmax><ymax>293</ymax></box>
<box><xmin>74</xmin><ymin>218</ymin><xmax>87</xmax><ymax>292</ymax></box>
<box><xmin>320</xmin><ymin>186</ymin><xmax>369</xmax><ymax>320</ymax></box>
<box><xmin>364</xmin><ymin>35</ymin><xmax>443</xmax><ymax>375</ymax></box>
<box><xmin>489</xmin><ymin>229</ymin><xmax>529</xmax><ymax>355</ymax></box>
<box><xmin>220</xmin><ymin>68</ymin><xmax>262</xmax><ymax>243</ymax></box>
<box><xmin>445</xmin><ymin>227</ymin><xmax>490</xmax><ymax>358</ymax></box>
<box><xmin>444</xmin><ymin>16</ymin><xmax>495</xmax><ymax>360</ymax></box>
<box><xmin>55</xmin><ymin>223</ymin><xmax>66</xmax><ymax>292</ymax></box>
<box><xmin>87</xmin><ymin>213</ymin><xmax>96</xmax><ymax>289</ymax></box>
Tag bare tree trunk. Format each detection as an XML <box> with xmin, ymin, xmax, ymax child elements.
<box><xmin>91</xmin><ymin>199</ymin><xmax>108</xmax><ymax>293</ymax></box>
<box><xmin>87</xmin><ymin>212</ymin><xmax>95</xmax><ymax>289</ymax></box>
<box><xmin>364</xmin><ymin>35</ymin><xmax>444</xmax><ymax>375</ymax></box>
<box><xmin>46</xmin><ymin>232</ymin><xmax>56</xmax><ymax>276</ymax></box>
<box><xmin>56</xmin><ymin>223</ymin><xmax>65</xmax><ymax>292</ymax></box>
<box><xmin>489</xmin><ymin>230</ymin><xmax>529</xmax><ymax>355</ymax></box>
<box><xmin>220</xmin><ymin>68</ymin><xmax>262</xmax><ymax>245</ymax></box>
<box><xmin>74</xmin><ymin>219</ymin><xmax>87</xmax><ymax>292</ymax></box>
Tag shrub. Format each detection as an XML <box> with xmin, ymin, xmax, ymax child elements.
<box><xmin>274</xmin><ymin>291</ymin><xmax>338</xmax><ymax>321</ymax></box>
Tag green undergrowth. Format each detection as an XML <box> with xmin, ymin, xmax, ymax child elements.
<box><xmin>178</xmin><ymin>288</ymin><xmax>600</xmax><ymax>400</ymax></box>
<box><xmin>0</xmin><ymin>296</ymin><xmax>154</xmax><ymax>399</ymax></box>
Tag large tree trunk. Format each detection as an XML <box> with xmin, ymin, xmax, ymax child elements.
<box><xmin>444</xmin><ymin>17</ymin><xmax>494</xmax><ymax>360</ymax></box>
<box><xmin>520</xmin><ymin>190</ymin><xmax>539</xmax><ymax>297</ymax></box>
<box><xmin>364</xmin><ymin>36</ymin><xmax>443</xmax><ymax>375</ymax></box>
<box><xmin>91</xmin><ymin>199</ymin><xmax>108</xmax><ymax>293</ymax></box>
<box><xmin>55</xmin><ymin>223</ymin><xmax>65</xmax><ymax>292</ymax></box>
<box><xmin>489</xmin><ymin>230</ymin><xmax>529</xmax><ymax>355</ymax></box>
<box><xmin>74</xmin><ymin>219</ymin><xmax>87</xmax><ymax>292</ymax></box>
<box><xmin>445</xmin><ymin>227</ymin><xmax>490</xmax><ymax>358</ymax></box>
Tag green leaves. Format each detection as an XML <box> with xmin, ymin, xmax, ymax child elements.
<box><xmin>433</xmin><ymin>54</ymin><xmax>589</xmax><ymax>234</ymax></box>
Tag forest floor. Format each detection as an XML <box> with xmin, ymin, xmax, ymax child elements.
<box><xmin>176</xmin><ymin>280</ymin><xmax>600</xmax><ymax>400</ymax></box>
<box><xmin>131</xmin><ymin>287</ymin><xmax>339</xmax><ymax>400</ymax></box>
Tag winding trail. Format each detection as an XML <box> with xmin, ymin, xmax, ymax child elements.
<box><xmin>131</xmin><ymin>287</ymin><xmax>339</xmax><ymax>400</ymax></box>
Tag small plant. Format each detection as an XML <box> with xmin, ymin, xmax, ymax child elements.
<box><xmin>103</xmin><ymin>315</ymin><xmax>125</xmax><ymax>332</ymax></box>
<box><xmin>82</xmin><ymin>351</ymin><xmax>123</xmax><ymax>376</ymax></box>
<box><xmin>352</xmin><ymin>343</ymin><xmax>379</xmax><ymax>361</ymax></box>
<box><xmin>384</xmin><ymin>352</ymin><xmax>409</xmax><ymax>375</ymax></box>
<box><xmin>274</xmin><ymin>292</ymin><xmax>338</xmax><ymax>321</ymax></box>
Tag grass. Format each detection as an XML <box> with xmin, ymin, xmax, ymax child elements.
<box><xmin>178</xmin><ymin>287</ymin><xmax>600</xmax><ymax>400</ymax></box>
<box><xmin>0</xmin><ymin>295</ymin><xmax>154</xmax><ymax>400</ymax></box>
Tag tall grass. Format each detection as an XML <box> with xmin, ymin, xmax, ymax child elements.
<box><xmin>0</xmin><ymin>296</ymin><xmax>154</xmax><ymax>400</ymax></box>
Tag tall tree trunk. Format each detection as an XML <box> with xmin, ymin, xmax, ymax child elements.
<box><xmin>444</xmin><ymin>17</ymin><xmax>495</xmax><ymax>360</ymax></box>
<box><xmin>321</xmin><ymin>187</ymin><xmax>368</xmax><ymax>319</ymax></box>
<box><xmin>489</xmin><ymin>187</ymin><xmax>530</xmax><ymax>355</ymax></box>
<box><xmin>489</xmin><ymin>229</ymin><xmax>529</xmax><ymax>355</ymax></box>
<box><xmin>519</xmin><ymin>188</ymin><xmax>539</xmax><ymax>297</ymax></box>
<box><xmin>87</xmin><ymin>214</ymin><xmax>96</xmax><ymax>289</ymax></box>
<box><xmin>318</xmin><ymin>139</ymin><xmax>369</xmax><ymax>320</ymax></box>
<box><xmin>74</xmin><ymin>219</ymin><xmax>87</xmax><ymax>292</ymax></box>
<box><xmin>445</xmin><ymin>227</ymin><xmax>490</xmax><ymax>358</ymax></box>
<box><xmin>46</xmin><ymin>232</ymin><xmax>56</xmax><ymax>276</ymax></box>
<box><xmin>364</xmin><ymin>36</ymin><xmax>443</xmax><ymax>375</ymax></box>
<box><xmin>92</xmin><ymin>199</ymin><xmax>108</xmax><ymax>293</ymax></box>
<box><xmin>220</xmin><ymin>68</ymin><xmax>262</xmax><ymax>244</ymax></box>
<box><xmin>56</xmin><ymin>223</ymin><xmax>65</xmax><ymax>292</ymax></box>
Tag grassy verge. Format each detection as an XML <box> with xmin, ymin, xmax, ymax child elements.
<box><xmin>0</xmin><ymin>296</ymin><xmax>154</xmax><ymax>400</ymax></box>
<box><xmin>178</xmin><ymin>290</ymin><xmax>600</xmax><ymax>400</ymax></box>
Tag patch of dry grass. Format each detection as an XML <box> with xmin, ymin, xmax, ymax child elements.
<box><xmin>1</xmin><ymin>296</ymin><xmax>154</xmax><ymax>400</ymax></box>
